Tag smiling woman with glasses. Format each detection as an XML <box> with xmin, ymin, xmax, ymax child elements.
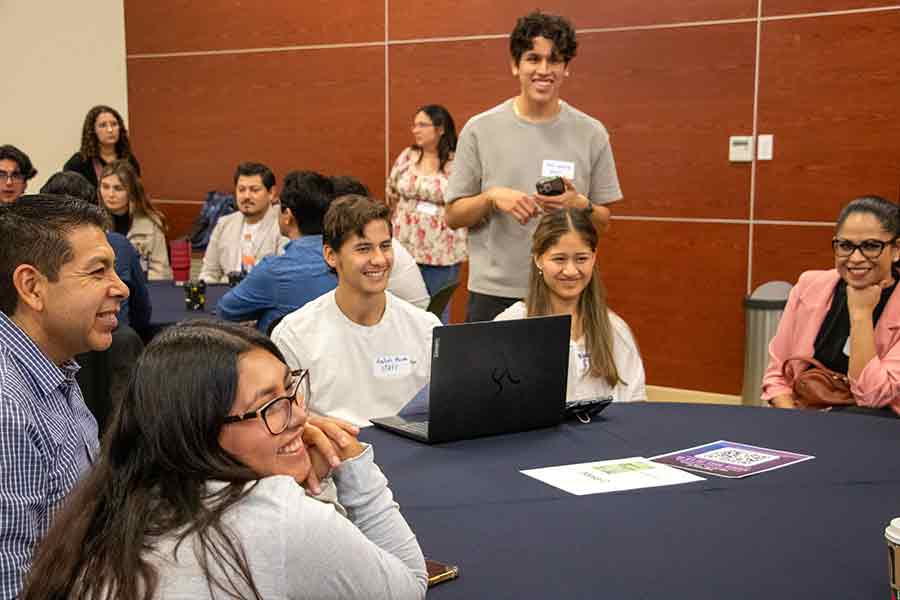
<box><xmin>22</xmin><ymin>319</ymin><xmax>427</xmax><ymax>600</ymax></box>
<box><xmin>762</xmin><ymin>195</ymin><xmax>900</xmax><ymax>415</ymax></box>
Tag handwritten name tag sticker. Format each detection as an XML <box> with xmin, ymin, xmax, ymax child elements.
<box><xmin>374</xmin><ymin>355</ymin><xmax>413</xmax><ymax>378</ymax></box>
<box><xmin>577</xmin><ymin>350</ymin><xmax>590</xmax><ymax>376</ymax></box>
<box><xmin>542</xmin><ymin>159</ymin><xmax>575</xmax><ymax>179</ymax></box>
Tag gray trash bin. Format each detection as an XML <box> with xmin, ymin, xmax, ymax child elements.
<box><xmin>741</xmin><ymin>281</ymin><xmax>793</xmax><ymax>406</ymax></box>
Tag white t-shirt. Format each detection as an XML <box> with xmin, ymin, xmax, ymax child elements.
<box><xmin>237</xmin><ymin>220</ymin><xmax>262</xmax><ymax>272</ymax></box>
<box><xmin>495</xmin><ymin>302</ymin><xmax>646</xmax><ymax>403</ymax></box>
<box><xmin>388</xmin><ymin>239</ymin><xmax>429</xmax><ymax>309</ymax></box>
<box><xmin>272</xmin><ymin>290</ymin><xmax>441</xmax><ymax>427</ymax></box>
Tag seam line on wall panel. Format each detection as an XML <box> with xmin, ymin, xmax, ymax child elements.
<box><xmin>747</xmin><ymin>0</ymin><xmax>762</xmax><ymax>295</ymax></box>
<box><xmin>611</xmin><ymin>215</ymin><xmax>833</xmax><ymax>226</ymax></box>
<box><xmin>385</xmin><ymin>0</ymin><xmax>390</xmax><ymax>179</ymax></box>
<box><xmin>754</xmin><ymin>220</ymin><xmax>833</xmax><ymax>227</ymax></box>
<box><xmin>761</xmin><ymin>5</ymin><xmax>900</xmax><ymax>22</ymax></box>
<box><xmin>126</xmin><ymin>6</ymin><xmax>900</xmax><ymax>60</ymax></box>
<box><xmin>154</xmin><ymin>199</ymin><xmax>205</xmax><ymax>205</ymax></box>
<box><xmin>128</xmin><ymin>41</ymin><xmax>386</xmax><ymax>60</ymax></box>
<box><xmin>387</xmin><ymin>33</ymin><xmax>508</xmax><ymax>46</ymax></box>
<box><xmin>577</xmin><ymin>17</ymin><xmax>757</xmax><ymax>35</ymax></box>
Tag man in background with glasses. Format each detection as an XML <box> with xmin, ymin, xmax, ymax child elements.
<box><xmin>0</xmin><ymin>145</ymin><xmax>37</xmax><ymax>204</ymax></box>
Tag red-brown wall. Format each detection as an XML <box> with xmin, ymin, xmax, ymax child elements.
<box><xmin>124</xmin><ymin>2</ymin><xmax>900</xmax><ymax>394</ymax></box>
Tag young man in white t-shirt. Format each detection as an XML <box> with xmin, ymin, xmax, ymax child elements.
<box><xmin>199</xmin><ymin>162</ymin><xmax>285</xmax><ymax>283</ymax></box>
<box><xmin>272</xmin><ymin>194</ymin><xmax>441</xmax><ymax>427</ymax></box>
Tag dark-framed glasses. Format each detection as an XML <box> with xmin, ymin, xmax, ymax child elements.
<box><xmin>223</xmin><ymin>369</ymin><xmax>310</xmax><ymax>435</ymax></box>
<box><xmin>832</xmin><ymin>237</ymin><xmax>897</xmax><ymax>259</ymax></box>
<box><xmin>0</xmin><ymin>170</ymin><xmax>24</xmax><ymax>183</ymax></box>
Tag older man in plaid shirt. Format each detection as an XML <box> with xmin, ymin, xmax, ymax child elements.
<box><xmin>0</xmin><ymin>196</ymin><xmax>128</xmax><ymax>598</ymax></box>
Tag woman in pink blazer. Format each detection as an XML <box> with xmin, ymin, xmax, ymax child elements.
<box><xmin>762</xmin><ymin>196</ymin><xmax>900</xmax><ymax>414</ymax></box>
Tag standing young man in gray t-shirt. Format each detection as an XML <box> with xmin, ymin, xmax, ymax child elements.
<box><xmin>446</xmin><ymin>11</ymin><xmax>623</xmax><ymax>322</ymax></box>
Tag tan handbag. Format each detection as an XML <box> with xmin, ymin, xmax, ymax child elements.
<box><xmin>782</xmin><ymin>357</ymin><xmax>854</xmax><ymax>408</ymax></box>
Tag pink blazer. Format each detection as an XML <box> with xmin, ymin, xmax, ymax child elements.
<box><xmin>761</xmin><ymin>269</ymin><xmax>900</xmax><ymax>413</ymax></box>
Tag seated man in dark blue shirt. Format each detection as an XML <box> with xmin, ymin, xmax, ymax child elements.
<box><xmin>217</xmin><ymin>170</ymin><xmax>337</xmax><ymax>334</ymax></box>
<box><xmin>40</xmin><ymin>171</ymin><xmax>151</xmax><ymax>330</ymax></box>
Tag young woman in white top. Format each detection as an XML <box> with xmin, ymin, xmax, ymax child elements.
<box><xmin>495</xmin><ymin>207</ymin><xmax>646</xmax><ymax>403</ymax></box>
<box><xmin>22</xmin><ymin>319</ymin><xmax>427</xmax><ymax>599</ymax></box>
<box><xmin>99</xmin><ymin>160</ymin><xmax>172</xmax><ymax>280</ymax></box>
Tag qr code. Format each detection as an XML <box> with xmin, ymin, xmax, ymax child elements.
<box><xmin>695</xmin><ymin>447</ymin><xmax>778</xmax><ymax>467</ymax></box>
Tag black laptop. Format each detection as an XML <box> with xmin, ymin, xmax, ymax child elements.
<box><xmin>369</xmin><ymin>314</ymin><xmax>570</xmax><ymax>443</ymax></box>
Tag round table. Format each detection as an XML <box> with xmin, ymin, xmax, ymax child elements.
<box><xmin>360</xmin><ymin>402</ymin><xmax>900</xmax><ymax>599</ymax></box>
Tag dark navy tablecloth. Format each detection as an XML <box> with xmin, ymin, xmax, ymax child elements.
<box><xmin>145</xmin><ymin>281</ymin><xmax>229</xmax><ymax>331</ymax></box>
<box><xmin>360</xmin><ymin>402</ymin><xmax>900</xmax><ymax>599</ymax></box>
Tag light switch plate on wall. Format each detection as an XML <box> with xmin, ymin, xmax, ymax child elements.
<box><xmin>757</xmin><ymin>134</ymin><xmax>774</xmax><ymax>160</ymax></box>
<box><xmin>729</xmin><ymin>136</ymin><xmax>754</xmax><ymax>162</ymax></box>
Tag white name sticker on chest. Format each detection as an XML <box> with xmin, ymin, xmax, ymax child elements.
<box><xmin>577</xmin><ymin>350</ymin><xmax>591</xmax><ymax>376</ymax></box>
<box><xmin>415</xmin><ymin>201</ymin><xmax>440</xmax><ymax>216</ymax></box>
<box><xmin>374</xmin><ymin>355</ymin><xmax>413</xmax><ymax>378</ymax></box>
<box><xmin>542</xmin><ymin>159</ymin><xmax>576</xmax><ymax>179</ymax></box>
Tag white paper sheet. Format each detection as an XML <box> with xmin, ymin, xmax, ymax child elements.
<box><xmin>521</xmin><ymin>456</ymin><xmax>705</xmax><ymax>496</ymax></box>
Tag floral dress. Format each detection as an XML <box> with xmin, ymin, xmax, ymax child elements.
<box><xmin>386</xmin><ymin>147</ymin><xmax>467</xmax><ymax>266</ymax></box>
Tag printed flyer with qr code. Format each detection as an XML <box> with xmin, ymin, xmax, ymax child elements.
<box><xmin>650</xmin><ymin>441</ymin><xmax>814</xmax><ymax>479</ymax></box>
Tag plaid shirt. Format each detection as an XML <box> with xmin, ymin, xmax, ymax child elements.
<box><xmin>0</xmin><ymin>312</ymin><xmax>98</xmax><ymax>599</ymax></box>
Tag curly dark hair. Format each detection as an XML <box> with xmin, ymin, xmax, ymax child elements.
<box><xmin>509</xmin><ymin>11</ymin><xmax>578</xmax><ymax>64</ymax></box>
<box><xmin>78</xmin><ymin>105</ymin><xmax>135</xmax><ymax>163</ymax></box>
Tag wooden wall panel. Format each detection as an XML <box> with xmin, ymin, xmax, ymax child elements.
<box><xmin>755</xmin><ymin>12</ymin><xmax>900</xmax><ymax>221</ymax></box>
<box><xmin>569</xmin><ymin>25</ymin><xmax>756</xmax><ymax>218</ymax></box>
<box><xmin>752</xmin><ymin>225</ymin><xmax>835</xmax><ymax>290</ymax></box>
<box><xmin>390</xmin><ymin>0</ymin><xmax>755</xmax><ymax>39</ymax></box>
<box><xmin>156</xmin><ymin>201</ymin><xmax>203</xmax><ymax>240</ymax></box>
<box><xmin>388</xmin><ymin>38</ymin><xmax>515</xmax><ymax>163</ymax></box>
<box><xmin>763</xmin><ymin>1</ymin><xmax>900</xmax><ymax>16</ymax></box>
<box><xmin>598</xmin><ymin>221</ymin><xmax>749</xmax><ymax>393</ymax></box>
<box><xmin>124</xmin><ymin>1</ymin><xmax>384</xmax><ymax>54</ymax></box>
<box><xmin>127</xmin><ymin>46</ymin><xmax>385</xmax><ymax>204</ymax></box>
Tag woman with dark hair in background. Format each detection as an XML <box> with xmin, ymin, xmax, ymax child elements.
<box><xmin>99</xmin><ymin>159</ymin><xmax>171</xmax><ymax>280</ymax></box>
<box><xmin>387</xmin><ymin>105</ymin><xmax>466</xmax><ymax>311</ymax></box>
<box><xmin>22</xmin><ymin>319</ymin><xmax>427</xmax><ymax>599</ymax></box>
<box><xmin>64</xmin><ymin>105</ymin><xmax>141</xmax><ymax>188</ymax></box>
<box><xmin>495</xmin><ymin>207</ymin><xmax>646</xmax><ymax>404</ymax></box>
<box><xmin>763</xmin><ymin>195</ymin><xmax>900</xmax><ymax>415</ymax></box>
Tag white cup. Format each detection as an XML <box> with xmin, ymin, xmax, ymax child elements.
<box><xmin>884</xmin><ymin>518</ymin><xmax>900</xmax><ymax>599</ymax></box>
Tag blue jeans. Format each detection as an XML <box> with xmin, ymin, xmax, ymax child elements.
<box><xmin>418</xmin><ymin>263</ymin><xmax>461</xmax><ymax>323</ymax></box>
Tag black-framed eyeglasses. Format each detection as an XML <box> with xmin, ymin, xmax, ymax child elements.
<box><xmin>0</xmin><ymin>170</ymin><xmax>24</xmax><ymax>184</ymax></box>
<box><xmin>222</xmin><ymin>369</ymin><xmax>310</xmax><ymax>435</ymax></box>
<box><xmin>832</xmin><ymin>237</ymin><xmax>897</xmax><ymax>259</ymax></box>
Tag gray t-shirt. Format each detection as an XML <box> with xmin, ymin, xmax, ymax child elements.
<box><xmin>447</xmin><ymin>99</ymin><xmax>622</xmax><ymax>298</ymax></box>
<box><xmin>148</xmin><ymin>445</ymin><xmax>427</xmax><ymax>599</ymax></box>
